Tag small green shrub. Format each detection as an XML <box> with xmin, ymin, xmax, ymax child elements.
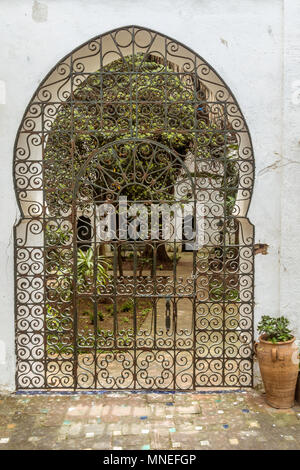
<box><xmin>209</xmin><ymin>281</ymin><xmax>239</xmax><ymax>301</ymax></box>
<box><xmin>90</xmin><ymin>311</ymin><xmax>104</xmax><ymax>324</ymax></box>
<box><xmin>106</xmin><ymin>305</ymin><xmax>114</xmax><ymax>315</ymax></box>
<box><xmin>120</xmin><ymin>300</ymin><xmax>134</xmax><ymax>312</ymax></box>
<box><xmin>141</xmin><ymin>307</ymin><xmax>151</xmax><ymax>318</ymax></box>
<box><xmin>169</xmin><ymin>253</ymin><xmax>181</xmax><ymax>263</ymax></box>
<box><xmin>45</xmin><ymin>225</ymin><xmax>72</xmax><ymax>246</ymax></box>
<box><xmin>257</xmin><ymin>315</ymin><xmax>293</xmax><ymax>343</ymax></box>
<box><xmin>77</xmin><ymin>248</ymin><xmax>111</xmax><ymax>289</ymax></box>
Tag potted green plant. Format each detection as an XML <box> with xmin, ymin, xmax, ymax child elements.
<box><xmin>296</xmin><ymin>361</ymin><xmax>300</xmax><ymax>405</ymax></box>
<box><xmin>255</xmin><ymin>316</ymin><xmax>299</xmax><ymax>409</ymax></box>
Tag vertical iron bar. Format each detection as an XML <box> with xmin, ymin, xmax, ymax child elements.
<box><xmin>93</xmin><ymin>202</ymin><xmax>97</xmax><ymax>388</ymax></box>
<box><xmin>70</xmin><ymin>50</ymin><xmax>78</xmax><ymax>391</ymax></box>
<box><xmin>41</xmin><ymin>102</ymin><xmax>47</xmax><ymax>389</ymax></box>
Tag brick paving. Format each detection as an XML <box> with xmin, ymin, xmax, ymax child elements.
<box><xmin>0</xmin><ymin>390</ymin><xmax>299</xmax><ymax>450</ymax></box>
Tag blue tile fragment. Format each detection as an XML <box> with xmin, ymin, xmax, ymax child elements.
<box><xmin>223</xmin><ymin>424</ymin><xmax>229</xmax><ymax>429</ymax></box>
<box><xmin>140</xmin><ymin>416</ymin><xmax>148</xmax><ymax>420</ymax></box>
<box><xmin>242</xmin><ymin>409</ymin><xmax>250</xmax><ymax>413</ymax></box>
<box><xmin>166</xmin><ymin>402</ymin><xmax>174</xmax><ymax>406</ymax></box>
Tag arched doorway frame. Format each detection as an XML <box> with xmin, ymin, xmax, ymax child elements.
<box><xmin>14</xmin><ymin>26</ymin><xmax>255</xmax><ymax>390</ymax></box>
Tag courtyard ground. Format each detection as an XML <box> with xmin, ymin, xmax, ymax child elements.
<box><xmin>0</xmin><ymin>389</ymin><xmax>299</xmax><ymax>450</ymax></box>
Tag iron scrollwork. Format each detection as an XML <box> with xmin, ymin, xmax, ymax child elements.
<box><xmin>14</xmin><ymin>26</ymin><xmax>254</xmax><ymax>390</ymax></box>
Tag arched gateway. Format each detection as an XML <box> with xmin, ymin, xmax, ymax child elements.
<box><xmin>14</xmin><ymin>26</ymin><xmax>254</xmax><ymax>390</ymax></box>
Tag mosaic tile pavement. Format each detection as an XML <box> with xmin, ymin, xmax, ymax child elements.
<box><xmin>0</xmin><ymin>390</ymin><xmax>299</xmax><ymax>450</ymax></box>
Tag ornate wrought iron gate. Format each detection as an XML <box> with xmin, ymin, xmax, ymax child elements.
<box><xmin>14</xmin><ymin>26</ymin><xmax>254</xmax><ymax>390</ymax></box>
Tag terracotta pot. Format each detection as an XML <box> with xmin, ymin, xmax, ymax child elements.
<box><xmin>255</xmin><ymin>334</ymin><xmax>299</xmax><ymax>409</ymax></box>
<box><xmin>296</xmin><ymin>373</ymin><xmax>300</xmax><ymax>405</ymax></box>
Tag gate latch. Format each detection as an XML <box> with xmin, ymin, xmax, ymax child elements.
<box><xmin>165</xmin><ymin>296</ymin><xmax>171</xmax><ymax>331</ymax></box>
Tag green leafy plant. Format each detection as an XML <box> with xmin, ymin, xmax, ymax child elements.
<box><xmin>44</xmin><ymin>53</ymin><xmax>239</xmax><ymax>275</ymax></box>
<box><xmin>45</xmin><ymin>225</ymin><xmax>72</xmax><ymax>246</ymax></box>
<box><xmin>77</xmin><ymin>247</ymin><xmax>111</xmax><ymax>289</ymax></box>
<box><xmin>141</xmin><ymin>307</ymin><xmax>151</xmax><ymax>318</ymax></box>
<box><xmin>120</xmin><ymin>300</ymin><xmax>134</xmax><ymax>312</ymax></box>
<box><xmin>209</xmin><ymin>280</ymin><xmax>239</xmax><ymax>302</ymax></box>
<box><xmin>45</xmin><ymin>54</ymin><xmax>233</xmax><ymax>210</ymax></box>
<box><xmin>257</xmin><ymin>315</ymin><xmax>293</xmax><ymax>343</ymax></box>
<box><xmin>170</xmin><ymin>254</ymin><xmax>181</xmax><ymax>263</ymax></box>
<box><xmin>89</xmin><ymin>311</ymin><xmax>104</xmax><ymax>325</ymax></box>
<box><xmin>46</xmin><ymin>303</ymin><xmax>61</xmax><ymax>331</ymax></box>
<box><xmin>106</xmin><ymin>305</ymin><xmax>114</xmax><ymax>315</ymax></box>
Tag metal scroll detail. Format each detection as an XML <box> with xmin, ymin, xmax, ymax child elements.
<box><xmin>14</xmin><ymin>26</ymin><xmax>254</xmax><ymax>390</ymax></box>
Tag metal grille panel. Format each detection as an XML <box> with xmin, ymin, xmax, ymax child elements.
<box><xmin>14</xmin><ymin>26</ymin><xmax>254</xmax><ymax>390</ymax></box>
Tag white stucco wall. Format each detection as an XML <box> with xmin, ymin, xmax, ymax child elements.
<box><xmin>0</xmin><ymin>0</ymin><xmax>299</xmax><ymax>391</ymax></box>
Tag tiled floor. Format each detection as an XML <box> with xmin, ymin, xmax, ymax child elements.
<box><xmin>0</xmin><ymin>390</ymin><xmax>299</xmax><ymax>450</ymax></box>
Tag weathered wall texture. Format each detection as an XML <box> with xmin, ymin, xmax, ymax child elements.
<box><xmin>0</xmin><ymin>0</ymin><xmax>299</xmax><ymax>390</ymax></box>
